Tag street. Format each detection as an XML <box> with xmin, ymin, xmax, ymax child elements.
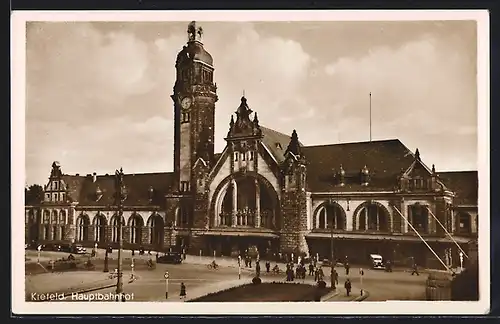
<box><xmin>26</xmin><ymin>249</ymin><xmax>427</xmax><ymax>302</ymax></box>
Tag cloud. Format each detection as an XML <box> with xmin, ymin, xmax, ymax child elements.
<box><xmin>320</xmin><ymin>34</ymin><xmax>477</xmax><ymax>145</ymax></box>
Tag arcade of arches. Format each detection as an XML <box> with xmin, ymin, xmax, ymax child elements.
<box><xmin>74</xmin><ymin>213</ymin><xmax>165</xmax><ymax>248</ymax></box>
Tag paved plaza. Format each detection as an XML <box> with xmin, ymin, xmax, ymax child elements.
<box><xmin>25</xmin><ymin>250</ymin><xmax>427</xmax><ymax>302</ymax></box>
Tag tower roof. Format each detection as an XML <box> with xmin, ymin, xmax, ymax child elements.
<box><xmin>176</xmin><ymin>21</ymin><xmax>213</xmax><ymax>66</ymax></box>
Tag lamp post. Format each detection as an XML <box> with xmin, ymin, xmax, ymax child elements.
<box><xmin>329</xmin><ymin>198</ymin><xmax>335</xmax><ymax>289</ymax></box>
<box><xmin>115</xmin><ymin>168</ymin><xmax>125</xmax><ymax>301</ymax></box>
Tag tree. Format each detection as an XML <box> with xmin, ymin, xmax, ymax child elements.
<box><xmin>25</xmin><ymin>184</ymin><xmax>44</xmax><ymax>205</ymax></box>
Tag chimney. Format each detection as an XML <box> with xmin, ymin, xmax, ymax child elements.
<box><xmin>93</xmin><ymin>172</ymin><xmax>97</xmax><ymax>183</ymax></box>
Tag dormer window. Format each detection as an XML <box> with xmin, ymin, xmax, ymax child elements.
<box><xmin>53</xmin><ymin>181</ymin><xmax>58</xmax><ymax>190</ymax></box>
<box><xmin>275</xmin><ymin>143</ymin><xmax>282</xmax><ymax>150</ymax></box>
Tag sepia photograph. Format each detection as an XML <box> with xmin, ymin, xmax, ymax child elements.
<box><xmin>12</xmin><ymin>10</ymin><xmax>489</xmax><ymax>315</ymax></box>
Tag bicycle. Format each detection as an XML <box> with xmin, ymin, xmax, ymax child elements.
<box><xmin>207</xmin><ymin>262</ymin><xmax>219</xmax><ymax>270</ymax></box>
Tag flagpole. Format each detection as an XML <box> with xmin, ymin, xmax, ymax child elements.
<box><xmin>369</xmin><ymin>92</ymin><xmax>372</xmax><ymax>142</ymax></box>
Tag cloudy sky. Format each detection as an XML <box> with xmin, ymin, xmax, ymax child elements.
<box><xmin>25</xmin><ymin>20</ymin><xmax>478</xmax><ymax>186</ymax></box>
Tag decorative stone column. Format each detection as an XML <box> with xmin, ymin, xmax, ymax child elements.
<box><xmin>231</xmin><ymin>179</ymin><xmax>237</xmax><ymax>227</ymax></box>
<box><xmin>255</xmin><ymin>178</ymin><xmax>261</xmax><ymax>227</ymax></box>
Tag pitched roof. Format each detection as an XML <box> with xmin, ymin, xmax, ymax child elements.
<box><xmin>437</xmin><ymin>171</ymin><xmax>478</xmax><ymax>205</ymax></box>
<box><xmin>301</xmin><ymin>139</ymin><xmax>416</xmax><ymax>192</ymax></box>
<box><xmin>62</xmin><ymin>172</ymin><xmax>175</xmax><ymax>207</ymax></box>
<box><xmin>260</xmin><ymin>126</ymin><xmax>294</xmax><ymax>163</ymax></box>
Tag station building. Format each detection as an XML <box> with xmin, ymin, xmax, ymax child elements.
<box><xmin>25</xmin><ymin>22</ymin><xmax>478</xmax><ymax>268</ymax></box>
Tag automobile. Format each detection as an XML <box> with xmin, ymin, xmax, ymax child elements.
<box><xmin>41</xmin><ymin>243</ymin><xmax>62</xmax><ymax>251</ymax></box>
<box><xmin>157</xmin><ymin>252</ymin><xmax>183</xmax><ymax>264</ymax></box>
<box><xmin>72</xmin><ymin>244</ymin><xmax>87</xmax><ymax>254</ymax></box>
<box><xmin>370</xmin><ymin>254</ymin><xmax>385</xmax><ymax>270</ymax></box>
<box><xmin>59</xmin><ymin>243</ymin><xmax>87</xmax><ymax>254</ymax></box>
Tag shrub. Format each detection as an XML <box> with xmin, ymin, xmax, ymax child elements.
<box><xmin>317</xmin><ymin>280</ymin><xmax>326</xmax><ymax>289</ymax></box>
<box><xmin>252</xmin><ymin>277</ymin><xmax>262</xmax><ymax>285</ymax></box>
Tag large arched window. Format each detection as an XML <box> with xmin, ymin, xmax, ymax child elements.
<box><xmin>148</xmin><ymin>214</ymin><xmax>164</xmax><ymax>246</ymax></box>
<box><xmin>94</xmin><ymin>213</ymin><xmax>107</xmax><ymax>243</ymax></box>
<box><xmin>76</xmin><ymin>215</ymin><xmax>90</xmax><ymax>242</ymax></box>
<box><xmin>129</xmin><ymin>214</ymin><xmax>143</xmax><ymax>244</ymax></box>
<box><xmin>357</xmin><ymin>202</ymin><xmax>389</xmax><ymax>232</ymax></box>
<box><xmin>316</xmin><ymin>203</ymin><xmax>346</xmax><ymax>230</ymax></box>
<box><xmin>111</xmin><ymin>215</ymin><xmax>125</xmax><ymax>243</ymax></box>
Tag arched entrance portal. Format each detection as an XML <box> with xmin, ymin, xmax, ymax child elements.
<box><xmin>210</xmin><ymin>173</ymin><xmax>280</xmax><ymax>258</ymax></box>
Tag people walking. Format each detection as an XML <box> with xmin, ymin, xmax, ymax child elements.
<box><xmin>345</xmin><ymin>262</ymin><xmax>350</xmax><ymax>275</ymax></box>
<box><xmin>180</xmin><ymin>282</ymin><xmax>186</xmax><ymax>299</ymax></box>
<box><xmin>344</xmin><ymin>278</ymin><xmax>352</xmax><ymax>296</ymax></box>
<box><xmin>265</xmin><ymin>261</ymin><xmax>270</xmax><ymax>273</ymax></box>
<box><xmin>411</xmin><ymin>263</ymin><xmax>420</xmax><ymax>276</ymax></box>
<box><xmin>385</xmin><ymin>259</ymin><xmax>393</xmax><ymax>272</ymax></box>
<box><xmin>309</xmin><ymin>263</ymin><xmax>314</xmax><ymax>276</ymax></box>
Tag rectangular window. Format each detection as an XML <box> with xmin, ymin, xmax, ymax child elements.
<box><xmin>242</xmin><ymin>152</ymin><xmax>246</xmax><ymax>161</ymax></box>
<box><xmin>181</xmin><ymin>112</ymin><xmax>190</xmax><ymax>123</ymax></box>
<box><xmin>61</xmin><ymin>193</ymin><xmax>65</xmax><ymax>202</ymax></box>
<box><xmin>46</xmin><ymin>193</ymin><xmax>50</xmax><ymax>201</ymax></box>
<box><xmin>249</xmin><ymin>151</ymin><xmax>254</xmax><ymax>161</ymax></box>
<box><xmin>180</xmin><ymin>181</ymin><xmax>190</xmax><ymax>192</ymax></box>
<box><xmin>52</xmin><ymin>193</ymin><xmax>58</xmax><ymax>201</ymax></box>
<box><xmin>53</xmin><ymin>181</ymin><xmax>58</xmax><ymax>190</ymax></box>
<box><xmin>234</xmin><ymin>152</ymin><xmax>238</xmax><ymax>161</ymax></box>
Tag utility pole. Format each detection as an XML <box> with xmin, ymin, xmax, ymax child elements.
<box><xmin>369</xmin><ymin>92</ymin><xmax>372</xmax><ymax>142</ymax></box>
<box><xmin>115</xmin><ymin>168</ymin><xmax>125</xmax><ymax>301</ymax></box>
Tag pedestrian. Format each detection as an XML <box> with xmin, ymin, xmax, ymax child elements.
<box><xmin>344</xmin><ymin>278</ymin><xmax>352</xmax><ymax>296</ymax></box>
<box><xmin>182</xmin><ymin>248</ymin><xmax>187</xmax><ymax>260</ymax></box>
<box><xmin>249</xmin><ymin>257</ymin><xmax>252</xmax><ymax>268</ymax></box>
<box><xmin>333</xmin><ymin>268</ymin><xmax>339</xmax><ymax>285</ymax></box>
<box><xmin>386</xmin><ymin>260</ymin><xmax>392</xmax><ymax>272</ymax></box>
<box><xmin>238</xmin><ymin>255</ymin><xmax>242</xmax><ymax>268</ymax></box>
<box><xmin>131</xmin><ymin>249</ymin><xmax>135</xmax><ymax>256</ymax></box>
<box><xmin>309</xmin><ymin>263</ymin><xmax>314</xmax><ymax>276</ymax></box>
<box><xmin>345</xmin><ymin>262</ymin><xmax>350</xmax><ymax>275</ymax></box>
<box><xmin>256</xmin><ymin>261</ymin><xmax>261</xmax><ymax>277</ymax></box>
<box><xmin>411</xmin><ymin>263</ymin><xmax>419</xmax><ymax>276</ymax></box>
<box><xmin>265</xmin><ymin>261</ymin><xmax>270</xmax><ymax>273</ymax></box>
<box><xmin>318</xmin><ymin>267</ymin><xmax>324</xmax><ymax>281</ymax></box>
<box><xmin>180</xmin><ymin>282</ymin><xmax>186</xmax><ymax>299</ymax></box>
<box><xmin>314</xmin><ymin>267</ymin><xmax>319</xmax><ymax>281</ymax></box>
<box><xmin>155</xmin><ymin>252</ymin><xmax>159</xmax><ymax>263</ymax></box>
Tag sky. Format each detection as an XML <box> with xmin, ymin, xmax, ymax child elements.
<box><xmin>25</xmin><ymin>20</ymin><xmax>478</xmax><ymax>186</ymax></box>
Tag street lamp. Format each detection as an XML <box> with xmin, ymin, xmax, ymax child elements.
<box><xmin>115</xmin><ymin>168</ymin><xmax>125</xmax><ymax>301</ymax></box>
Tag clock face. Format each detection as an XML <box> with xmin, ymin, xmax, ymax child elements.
<box><xmin>181</xmin><ymin>97</ymin><xmax>192</xmax><ymax>109</ymax></box>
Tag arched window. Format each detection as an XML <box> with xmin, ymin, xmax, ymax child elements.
<box><xmin>316</xmin><ymin>203</ymin><xmax>346</xmax><ymax>230</ymax></box>
<box><xmin>129</xmin><ymin>215</ymin><xmax>143</xmax><ymax>244</ymax></box>
<box><xmin>94</xmin><ymin>214</ymin><xmax>106</xmax><ymax>243</ymax></box>
<box><xmin>149</xmin><ymin>214</ymin><xmax>164</xmax><ymax>246</ymax></box>
<box><xmin>76</xmin><ymin>215</ymin><xmax>89</xmax><ymax>242</ymax></box>
<box><xmin>358</xmin><ymin>203</ymin><xmax>389</xmax><ymax>232</ymax></box>
<box><xmin>111</xmin><ymin>215</ymin><xmax>123</xmax><ymax>243</ymax></box>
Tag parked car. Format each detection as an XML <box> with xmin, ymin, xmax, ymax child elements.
<box><xmin>370</xmin><ymin>254</ymin><xmax>385</xmax><ymax>270</ymax></box>
<box><xmin>58</xmin><ymin>243</ymin><xmax>87</xmax><ymax>254</ymax></box>
<box><xmin>157</xmin><ymin>252</ymin><xmax>183</xmax><ymax>264</ymax></box>
<box><xmin>41</xmin><ymin>243</ymin><xmax>62</xmax><ymax>251</ymax></box>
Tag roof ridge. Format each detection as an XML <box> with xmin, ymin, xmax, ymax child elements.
<box><xmin>260</xmin><ymin>125</ymin><xmax>291</xmax><ymax>139</ymax></box>
<box><xmin>302</xmin><ymin>138</ymin><xmax>402</xmax><ymax>149</ymax></box>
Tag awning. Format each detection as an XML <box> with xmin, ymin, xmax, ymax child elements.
<box><xmin>197</xmin><ymin>230</ymin><xmax>279</xmax><ymax>238</ymax></box>
<box><xmin>305</xmin><ymin>232</ymin><xmax>471</xmax><ymax>244</ymax></box>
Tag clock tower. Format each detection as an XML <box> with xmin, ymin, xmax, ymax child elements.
<box><xmin>171</xmin><ymin>21</ymin><xmax>218</xmax><ymax>195</ymax></box>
